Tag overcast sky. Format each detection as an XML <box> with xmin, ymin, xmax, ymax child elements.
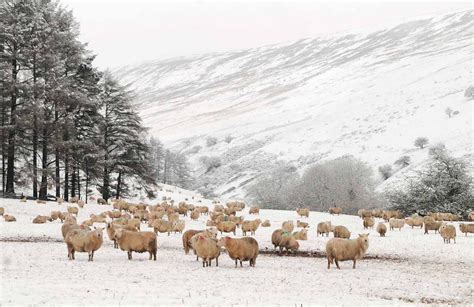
<box><xmin>60</xmin><ymin>0</ymin><xmax>472</xmax><ymax>69</ymax></box>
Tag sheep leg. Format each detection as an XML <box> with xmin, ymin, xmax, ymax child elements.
<box><xmin>202</xmin><ymin>260</ymin><xmax>206</xmax><ymax>267</ymax></box>
<box><xmin>327</xmin><ymin>258</ymin><xmax>331</xmax><ymax>269</ymax></box>
<box><xmin>240</xmin><ymin>260</ymin><xmax>243</xmax><ymax>267</ymax></box>
<box><xmin>128</xmin><ymin>251</ymin><xmax>132</xmax><ymax>260</ymax></box>
<box><xmin>235</xmin><ymin>259</ymin><xmax>238</xmax><ymax>268</ymax></box>
<box><xmin>216</xmin><ymin>257</ymin><xmax>219</xmax><ymax>267</ymax></box>
<box><xmin>335</xmin><ymin>259</ymin><xmax>340</xmax><ymax>269</ymax></box>
<box><xmin>352</xmin><ymin>260</ymin><xmax>356</xmax><ymax>269</ymax></box>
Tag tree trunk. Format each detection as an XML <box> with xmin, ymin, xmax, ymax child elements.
<box><xmin>39</xmin><ymin>124</ymin><xmax>48</xmax><ymax>200</ymax></box>
<box><xmin>71</xmin><ymin>164</ymin><xmax>76</xmax><ymax>198</ymax></box>
<box><xmin>54</xmin><ymin>101</ymin><xmax>60</xmax><ymax>198</ymax></box>
<box><xmin>77</xmin><ymin>167</ymin><xmax>80</xmax><ymax>200</ymax></box>
<box><xmin>85</xmin><ymin>164</ymin><xmax>89</xmax><ymax>204</ymax></box>
<box><xmin>116</xmin><ymin>171</ymin><xmax>121</xmax><ymax>199</ymax></box>
<box><xmin>102</xmin><ymin>164</ymin><xmax>109</xmax><ymax>201</ymax></box>
<box><xmin>64</xmin><ymin>154</ymin><xmax>69</xmax><ymax>201</ymax></box>
<box><xmin>1</xmin><ymin>91</ymin><xmax>5</xmax><ymax>194</ymax></box>
<box><xmin>5</xmin><ymin>52</ymin><xmax>18</xmax><ymax>195</ymax></box>
<box><xmin>32</xmin><ymin>115</ymin><xmax>38</xmax><ymax>198</ymax></box>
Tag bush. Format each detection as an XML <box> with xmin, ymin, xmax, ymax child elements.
<box><xmin>206</xmin><ymin>137</ymin><xmax>218</xmax><ymax>147</ymax></box>
<box><xmin>199</xmin><ymin>156</ymin><xmax>222</xmax><ymax>173</ymax></box>
<box><xmin>445</xmin><ymin>107</ymin><xmax>453</xmax><ymax>118</ymax></box>
<box><xmin>224</xmin><ymin>135</ymin><xmax>233</xmax><ymax>143</ymax></box>
<box><xmin>464</xmin><ymin>85</ymin><xmax>474</xmax><ymax>99</ymax></box>
<box><xmin>385</xmin><ymin>148</ymin><xmax>473</xmax><ymax>217</ymax></box>
<box><xmin>378</xmin><ymin>164</ymin><xmax>393</xmax><ymax>180</ymax></box>
<box><xmin>394</xmin><ymin>156</ymin><xmax>410</xmax><ymax>168</ymax></box>
<box><xmin>414</xmin><ymin>137</ymin><xmax>428</xmax><ymax>149</ymax></box>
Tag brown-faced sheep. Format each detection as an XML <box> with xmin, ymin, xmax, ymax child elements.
<box><xmin>329</xmin><ymin>207</ymin><xmax>342</xmax><ymax>215</ymax></box>
<box><xmin>151</xmin><ymin>219</ymin><xmax>173</xmax><ymax>236</ymax></box>
<box><xmin>406</xmin><ymin>215</ymin><xmax>424</xmax><ymax>229</ymax></box>
<box><xmin>3</xmin><ymin>214</ymin><xmax>16</xmax><ymax>222</ymax></box>
<box><xmin>296</xmin><ymin>208</ymin><xmax>309</xmax><ymax>218</ymax></box>
<box><xmin>249</xmin><ymin>207</ymin><xmax>260</xmax><ymax>214</ymax></box>
<box><xmin>439</xmin><ymin>223</ymin><xmax>456</xmax><ymax>243</ymax></box>
<box><xmin>424</xmin><ymin>220</ymin><xmax>440</xmax><ymax>236</ymax></box>
<box><xmin>261</xmin><ymin>219</ymin><xmax>271</xmax><ymax>227</ymax></box>
<box><xmin>317</xmin><ymin>221</ymin><xmax>332</xmax><ymax>236</ymax></box>
<box><xmin>279</xmin><ymin>232</ymin><xmax>299</xmax><ymax>252</ymax></box>
<box><xmin>376</xmin><ymin>223</ymin><xmax>387</xmax><ymax>237</ymax></box>
<box><xmin>389</xmin><ymin>218</ymin><xmax>405</xmax><ymax>231</ymax></box>
<box><xmin>326</xmin><ymin>234</ymin><xmax>369</xmax><ymax>269</ymax></box>
<box><xmin>333</xmin><ymin>225</ymin><xmax>351</xmax><ymax>239</ymax></box>
<box><xmin>192</xmin><ymin>234</ymin><xmax>220</xmax><ymax>267</ymax></box>
<box><xmin>65</xmin><ymin>228</ymin><xmax>104</xmax><ymax>261</ymax></box>
<box><xmin>217</xmin><ymin>221</ymin><xmax>237</xmax><ymax>235</ymax></box>
<box><xmin>217</xmin><ymin>236</ymin><xmax>259</xmax><ymax>267</ymax></box>
<box><xmin>114</xmin><ymin>229</ymin><xmax>157</xmax><ymax>260</ymax></box>
<box><xmin>459</xmin><ymin>223</ymin><xmax>474</xmax><ymax>236</ymax></box>
<box><xmin>241</xmin><ymin>219</ymin><xmax>261</xmax><ymax>236</ymax></box>
<box><xmin>363</xmin><ymin>217</ymin><xmax>375</xmax><ymax>229</ymax></box>
<box><xmin>182</xmin><ymin>230</ymin><xmax>202</xmax><ymax>255</ymax></box>
<box><xmin>282</xmin><ymin>221</ymin><xmax>295</xmax><ymax>233</ymax></box>
<box><xmin>172</xmin><ymin>220</ymin><xmax>185</xmax><ymax>234</ymax></box>
<box><xmin>32</xmin><ymin>215</ymin><xmax>52</xmax><ymax>224</ymax></box>
<box><xmin>297</xmin><ymin>220</ymin><xmax>309</xmax><ymax>228</ymax></box>
<box><xmin>67</xmin><ymin>206</ymin><xmax>79</xmax><ymax>216</ymax></box>
<box><xmin>293</xmin><ymin>228</ymin><xmax>308</xmax><ymax>240</ymax></box>
<box><xmin>106</xmin><ymin>223</ymin><xmax>138</xmax><ymax>248</ymax></box>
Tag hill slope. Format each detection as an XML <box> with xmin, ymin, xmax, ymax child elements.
<box><xmin>113</xmin><ymin>10</ymin><xmax>473</xmax><ymax>198</ymax></box>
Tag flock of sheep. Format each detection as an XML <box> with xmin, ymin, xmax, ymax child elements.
<box><xmin>1</xmin><ymin>196</ymin><xmax>473</xmax><ymax>270</ymax></box>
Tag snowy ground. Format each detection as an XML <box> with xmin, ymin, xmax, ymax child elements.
<box><xmin>1</xmin><ymin>193</ymin><xmax>473</xmax><ymax>305</ymax></box>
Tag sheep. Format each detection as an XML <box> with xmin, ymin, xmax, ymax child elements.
<box><xmin>65</xmin><ymin>227</ymin><xmax>104</xmax><ymax>261</ymax></box>
<box><xmin>36</xmin><ymin>199</ymin><xmax>47</xmax><ymax>204</ymax></box>
<box><xmin>214</xmin><ymin>204</ymin><xmax>224</xmax><ymax>213</ymax></box>
<box><xmin>77</xmin><ymin>200</ymin><xmax>85</xmax><ymax>208</ymax></box>
<box><xmin>64</xmin><ymin>214</ymin><xmax>77</xmax><ymax>224</ymax></box>
<box><xmin>333</xmin><ymin>225</ymin><xmax>351</xmax><ymax>239</ymax></box>
<box><xmin>97</xmin><ymin>198</ymin><xmax>107</xmax><ymax>205</ymax></box>
<box><xmin>172</xmin><ymin>220</ymin><xmax>185</xmax><ymax>234</ymax></box>
<box><xmin>406</xmin><ymin>215</ymin><xmax>424</xmax><ymax>229</ymax></box>
<box><xmin>68</xmin><ymin>196</ymin><xmax>79</xmax><ymax>203</ymax></box>
<box><xmin>168</xmin><ymin>212</ymin><xmax>180</xmax><ymax>223</ymax></box>
<box><xmin>67</xmin><ymin>206</ymin><xmax>79</xmax><ymax>216</ymax></box>
<box><xmin>217</xmin><ymin>236</ymin><xmax>259</xmax><ymax>267</ymax></box>
<box><xmin>360</xmin><ymin>210</ymin><xmax>373</xmax><ymax>219</ymax></box>
<box><xmin>241</xmin><ymin>219</ymin><xmax>261</xmax><ymax>236</ymax></box>
<box><xmin>328</xmin><ymin>207</ymin><xmax>342</xmax><ymax>215</ymax></box>
<box><xmin>50</xmin><ymin>211</ymin><xmax>62</xmax><ymax>221</ymax></box>
<box><xmin>32</xmin><ymin>215</ymin><xmax>52</xmax><ymax>224</ymax></box>
<box><xmin>107</xmin><ymin>210</ymin><xmax>122</xmax><ymax>220</ymax></box>
<box><xmin>425</xmin><ymin>221</ymin><xmax>443</xmax><ymax>235</ymax></box>
<box><xmin>282</xmin><ymin>220</ymin><xmax>294</xmax><ymax>233</ymax></box>
<box><xmin>296</xmin><ymin>220</ymin><xmax>309</xmax><ymax>228</ymax></box>
<box><xmin>271</xmin><ymin>229</ymin><xmax>299</xmax><ymax>252</ymax></box>
<box><xmin>376</xmin><ymin>223</ymin><xmax>387</xmax><ymax>237</ymax></box>
<box><xmin>3</xmin><ymin>214</ymin><xmax>16</xmax><ymax>222</ymax></box>
<box><xmin>127</xmin><ymin>218</ymin><xmax>141</xmax><ymax>230</ymax></box>
<box><xmin>363</xmin><ymin>217</ymin><xmax>375</xmax><ymax>229</ymax></box>
<box><xmin>439</xmin><ymin>223</ymin><xmax>456</xmax><ymax>243</ymax></box>
<box><xmin>459</xmin><ymin>223</ymin><xmax>474</xmax><ymax>236</ymax></box>
<box><xmin>217</xmin><ymin>221</ymin><xmax>237</xmax><ymax>235</ymax></box>
<box><xmin>317</xmin><ymin>221</ymin><xmax>332</xmax><ymax>236</ymax></box>
<box><xmin>61</xmin><ymin>221</ymin><xmax>91</xmax><ymax>239</ymax></box>
<box><xmin>182</xmin><ymin>230</ymin><xmax>201</xmax><ymax>254</ymax></box>
<box><xmin>389</xmin><ymin>218</ymin><xmax>405</xmax><ymax>231</ymax></box>
<box><xmin>249</xmin><ymin>207</ymin><xmax>260</xmax><ymax>214</ymax></box>
<box><xmin>190</xmin><ymin>209</ymin><xmax>200</xmax><ymax>220</ymax></box>
<box><xmin>196</xmin><ymin>206</ymin><xmax>209</xmax><ymax>215</ymax></box>
<box><xmin>229</xmin><ymin>215</ymin><xmax>244</xmax><ymax>228</ymax></box>
<box><xmin>469</xmin><ymin>212</ymin><xmax>474</xmax><ymax>221</ymax></box>
<box><xmin>57</xmin><ymin>197</ymin><xmax>64</xmax><ymax>204</ymax></box>
<box><xmin>20</xmin><ymin>196</ymin><xmax>27</xmax><ymax>202</ymax></box>
<box><xmin>106</xmin><ymin>223</ymin><xmax>138</xmax><ymax>248</ymax></box>
<box><xmin>296</xmin><ymin>207</ymin><xmax>309</xmax><ymax>218</ymax></box>
<box><xmin>114</xmin><ymin>229</ymin><xmax>157</xmax><ymax>260</ymax></box>
<box><xmin>261</xmin><ymin>219</ymin><xmax>271</xmax><ymax>227</ymax></box>
<box><xmin>371</xmin><ymin>209</ymin><xmax>383</xmax><ymax>218</ymax></box>
<box><xmin>151</xmin><ymin>219</ymin><xmax>173</xmax><ymax>236</ymax></box>
<box><xmin>423</xmin><ymin>216</ymin><xmax>435</xmax><ymax>224</ymax></box>
<box><xmin>383</xmin><ymin>210</ymin><xmax>402</xmax><ymax>221</ymax></box>
<box><xmin>206</xmin><ymin>220</ymin><xmax>216</xmax><ymax>227</ymax></box>
<box><xmin>82</xmin><ymin>219</ymin><xmax>94</xmax><ymax>227</ymax></box>
<box><xmin>292</xmin><ymin>228</ymin><xmax>308</xmax><ymax>240</ymax></box>
<box><xmin>326</xmin><ymin>234</ymin><xmax>369</xmax><ymax>269</ymax></box>
<box><xmin>192</xmin><ymin>234</ymin><xmax>221</xmax><ymax>267</ymax></box>
<box><xmin>0</xmin><ymin>207</ymin><xmax>4</xmax><ymax>216</ymax></box>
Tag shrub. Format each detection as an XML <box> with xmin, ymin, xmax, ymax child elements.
<box><xmin>206</xmin><ymin>137</ymin><xmax>218</xmax><ymax>147</ymax></box>
<box><xmin>378</xmin><ymin>164</ymin><xmax>393</xmax><ymax>180</ymax></box>
<box><xmin>394</xmin><ymin>156</ymin><xmax>410</xmax><ymax>168</ymax></box>
<box><xmin>224</xmin><ymin>135</ymin><xmax>233</xmax><ymax>143</ymax></box>
<box><xmin>445</xmin><ymin>107</ymin><xmax>453</xmax><ymax>118</ymax></box>
<box><xmin>464</xmin><ymin>85</ymin><xmax>474</xmax><ymax>99</ymax></box>
<box><xmin>414</xmin><ymin>137</ymin><xmax>429</xmax><ymax>149</ymax></box>
<box><xmin>199</xmin><ymin>156</ymin><xmax>222</xmax><ymax>173</ymax></box>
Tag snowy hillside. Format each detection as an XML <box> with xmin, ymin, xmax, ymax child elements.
<box><xmin>113</xmin><ymin>10</ymin><xmax>474</xmax><ymax>198</ymax></box>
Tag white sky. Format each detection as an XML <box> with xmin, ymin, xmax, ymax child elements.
<box><xmin>60</xmin><ymin>0</ymin><xmax>472</xmax><ymax>69</ymax></box>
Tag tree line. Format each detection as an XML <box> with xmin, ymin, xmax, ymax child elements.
<box><xmin>0</xmin><ymin>0</ymin><xmax>192</xmax><ymax>201</ymax></box>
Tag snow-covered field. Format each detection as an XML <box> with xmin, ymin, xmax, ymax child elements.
<box><xmin>1</xmin><ymin>191</ymin><xmax>473</xmax><ymax>305</ymax></box>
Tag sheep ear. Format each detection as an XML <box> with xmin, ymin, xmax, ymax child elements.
<box><xmin>358</xmin><ymin>234</ymin><xmax>363</xmax><ymax>237</ymax></box>
<box><xmin>366</xmin><ymin>233</ymin><xmax>369</xmax><ymax>236</ymax></box>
